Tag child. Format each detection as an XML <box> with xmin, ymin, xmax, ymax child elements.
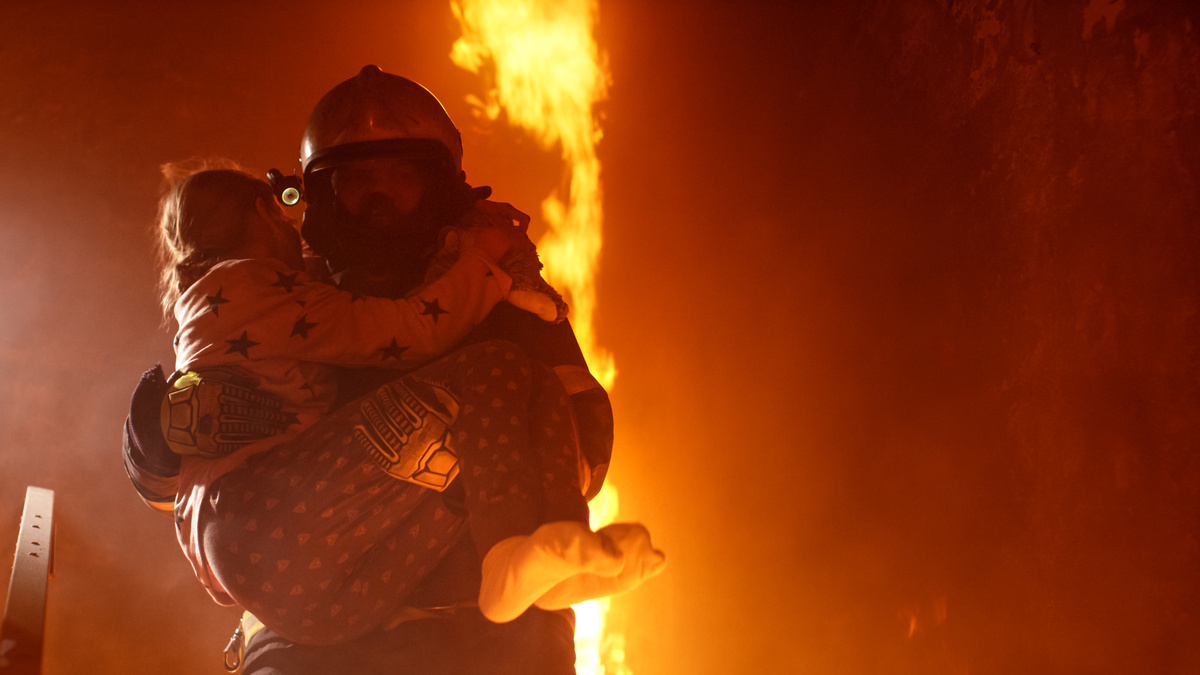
<box><xmin>156</xmin><ymin>163</ymin><xmax>663</xmax><ymax>644</ymax></box>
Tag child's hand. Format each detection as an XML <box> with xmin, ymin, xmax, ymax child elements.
<box><xmin>474</xmin><ymin>199</ymin><xmax>531</xmax><ymax>231</ymax></box>
<box><xmin>467</xmin><ymin>199</ymin><xmax>533</xmax><ymax>262</ymax></box>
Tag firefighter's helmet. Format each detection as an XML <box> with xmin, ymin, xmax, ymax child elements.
<box><xmin>285</xmin><ymin>66</ymin><xmax>483</xmax><ymax>294</ymax></box>
<box><xmin>300</xmin><ymin>65</ymin><xmax>463</xmax><ymax>180</ymax></box>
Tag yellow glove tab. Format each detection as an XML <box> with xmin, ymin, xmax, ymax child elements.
<box><xmin>160</xmin><ymin>368</ymin><xmax>297</xmax><ymax>458</ymax></box>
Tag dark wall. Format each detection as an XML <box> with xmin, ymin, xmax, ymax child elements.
<box><xmin>600</xmin><ymin>1</ymin><xmax>1199</xmax><ymax>673</ymax></box>
<box><xmin>0</xmin><ymin>1</ymin><xmax>1196</xmax><ymax>673</ymax></box>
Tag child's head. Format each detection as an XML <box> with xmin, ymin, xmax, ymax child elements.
<box><xmin>155</xmin><ymin>160</ymin><xmax>302</xmax><ymax>320</ymax></box>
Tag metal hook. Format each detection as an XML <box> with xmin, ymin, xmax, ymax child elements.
<box><xmin>223</xmin><ymin>620</ymin><xmax>246</xmax><ymax>672</ymax></box>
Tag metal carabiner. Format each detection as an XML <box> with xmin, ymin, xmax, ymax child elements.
<box><xmin>223</xmin><ymin>619</ymin><xmax>246</xmax><ymax>673</ymax></box>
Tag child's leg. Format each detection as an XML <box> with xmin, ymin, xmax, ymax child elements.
<box><xmin>527</xmin><ymin>362</ymin><xmax>591</xmax><ymax>525</ymax></box>
<box><xmin>443</xmin><ymin>344</ymin><xmax>591</xmax><ymax>551</ymax></box>
<box><xmin>414</xmin><ymin>340</ymin><xmax>623</xmax><ymax>622</ymax></box>
<box><xmin>199</xmin><ymin>404</ymin><xmax>467</xmax><ymax>646</ymax></box>
<box><xmin>432</xmin><ymin>340</ymin><xmax>545</xmax><ymax>555</ymax></box>
<box><xmin>197</xmin><ymin>338</ymin><xmax>586</xmax><ymax>643</ymax></box>
<box><xmin>487</xmin><ymin>354</ymin><xmax>666</xmax><ymax>617</ymax></box>
<box><xmin>199</xmin><ymin>339</ymin><xmax>635</xmax><ymax>642</ymax></box>
<box><xmin>493</xmin><ymin>355</ymin><xmax>666</xmax><ymax>615</ymax></box>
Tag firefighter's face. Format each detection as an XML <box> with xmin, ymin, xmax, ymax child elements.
<box><xmin>330</xmin><ymin>158</ymin><xmax>425</xmax><ymax>228</ymax></box>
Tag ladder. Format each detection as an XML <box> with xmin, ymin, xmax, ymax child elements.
<box><xmin>0</xmin><ymin>487</ymin><xmax>55</xmax><ymax>673</ymax></box>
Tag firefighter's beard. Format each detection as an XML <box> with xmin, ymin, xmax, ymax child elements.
<box><xmin>334</xmin><ymin>192</ymin><xmax>441</xmax><ymax>298</ymax></box>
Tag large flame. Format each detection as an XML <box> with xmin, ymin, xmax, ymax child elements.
<box><xmin>451</xmin><ymin>1</ymin><xmax>624</xmax><ymax>673</ymax></box>
<box><xmin>450</xmin><ymin>0</ymin><xmax>615</xmax><ymax>388</ymax></box>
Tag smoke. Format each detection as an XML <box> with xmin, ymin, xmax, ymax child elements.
<box><xmin>1</xmin><ymin>2</ymin><xmax>1197</xmax><ymax>674</ymax></box>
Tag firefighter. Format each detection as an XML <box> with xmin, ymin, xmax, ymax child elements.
<box><xmin>125</xmin><ymin>65</ymin><xmax>634</xmax><ymax>674</ymax></box>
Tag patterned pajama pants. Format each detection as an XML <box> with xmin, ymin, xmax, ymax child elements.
<box><xmin>197</xmin><ymin>340</ymin><xmax>589</xmax><ymax>645</ymax></box>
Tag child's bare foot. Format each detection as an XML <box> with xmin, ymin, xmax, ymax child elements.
<box><xmin>478</xmin><ymin>521</ymin><xmax>624</xmax><ymax>623</ymax></box>
<box><xmin>534</xmin><ymin>522</ymin><xmax>666</xmax><ymax>611</ymax></box>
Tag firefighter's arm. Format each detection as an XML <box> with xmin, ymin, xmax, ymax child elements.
<box><xmin>122</xmin><ymin>364</ymin><xmax>180</xmax><ymax>514</ymax></box>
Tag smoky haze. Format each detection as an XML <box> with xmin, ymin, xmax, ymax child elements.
<box><xmin>1</xmin><ymin>1</ymin><xmax>1197</xmax><ymax>674</ymax></box>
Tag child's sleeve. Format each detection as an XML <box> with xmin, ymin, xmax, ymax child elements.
<box><xmin>286</xmin><ymin>249</ymin><xmax>512</xmax><ymax>367</ymax></box>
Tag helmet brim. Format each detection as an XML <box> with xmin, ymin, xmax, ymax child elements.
<box><xmin>303</xmin><ymin>138</ymin><xmax>458</xmax><ymax>180</ymax></box>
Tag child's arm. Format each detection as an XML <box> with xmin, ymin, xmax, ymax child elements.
<box><xmin>301</xmin><ymin>250</ymin><xmax>513</xmax><ymax>366</ymax></box>
<box><xmin>174</xmin><ymin>253</ymin><xmax>512</xmax><ymax>371</ymax></box>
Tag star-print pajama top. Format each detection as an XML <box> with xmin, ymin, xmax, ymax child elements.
<box><xmin>171</xmin><ymin>251</ymin><xmax>512</xmax><ymax>606</ymax></box>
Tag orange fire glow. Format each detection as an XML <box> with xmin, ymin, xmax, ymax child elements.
<box><xmin>450</xmin><ymin>0</ymin><xmax>624</xmax><ymax>672</ymax></box>
<box><xmin>450</xmin><ymin>0</ymin><xmax>614</xmax><ymax>387</ymax></box>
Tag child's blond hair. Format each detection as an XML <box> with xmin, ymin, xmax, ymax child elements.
<box><xmin>154</xmin><ymin>160</ymin><xmax>275</xmax><ymax>323</ymax></box>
